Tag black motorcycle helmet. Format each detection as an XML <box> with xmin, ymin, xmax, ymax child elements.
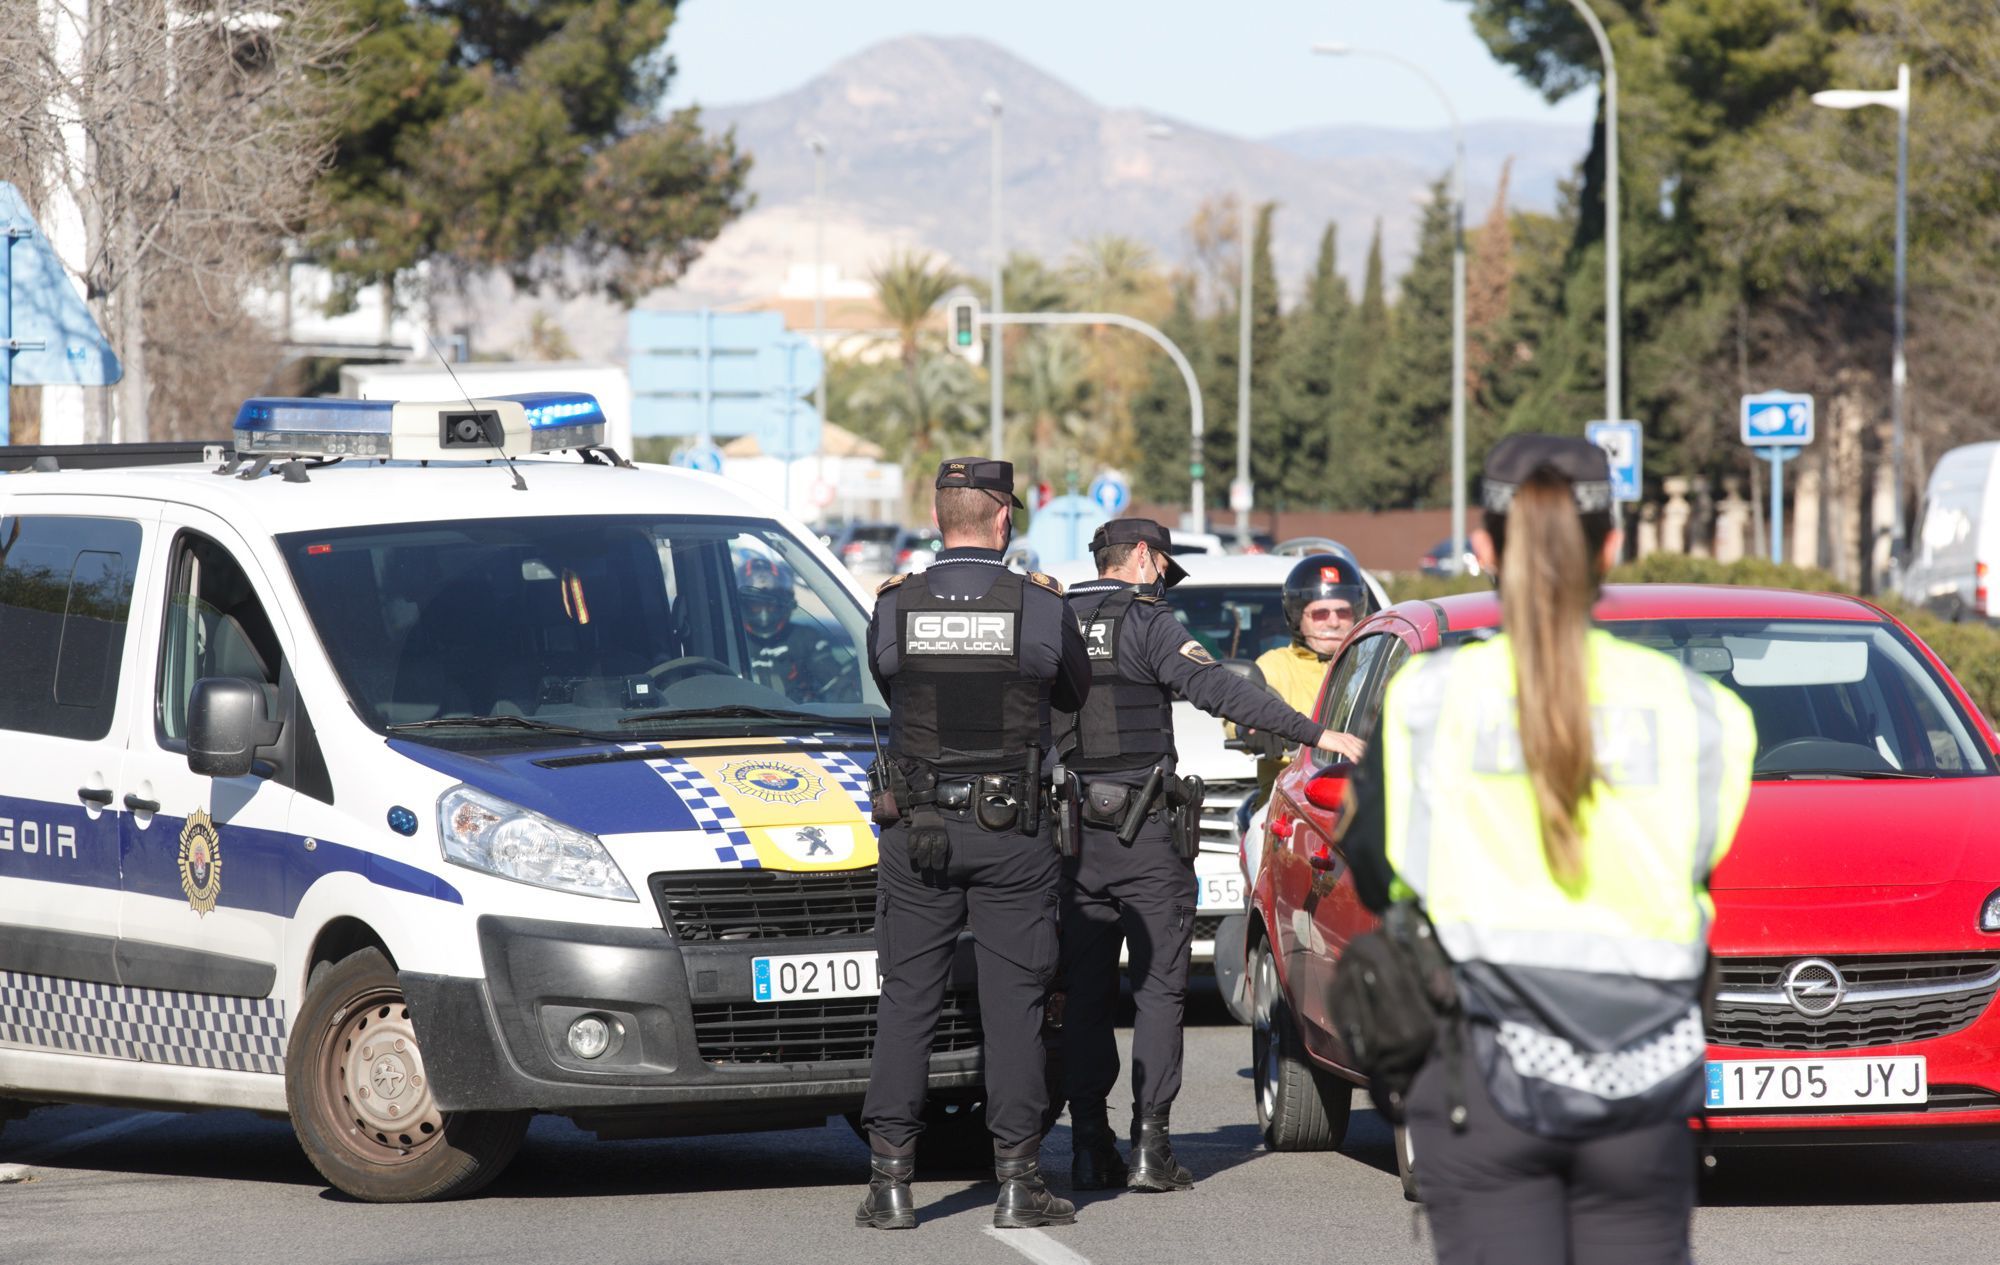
<box><xmin>739</xmin><ymin>554</ymin><xmax>797</xmax><ymax>638</ymax></box>
<box><xmin>1281</xmin><ymin>553</ymin><xmax>1371</xmax><ymax>639</ymax></box>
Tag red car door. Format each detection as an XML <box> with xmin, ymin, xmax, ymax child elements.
<box><xmin>1270</xmin><ymin>631</ymin><xmax>1395</xmax><ymax>1050</ymax></box>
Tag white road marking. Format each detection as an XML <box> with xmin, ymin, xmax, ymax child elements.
<box><xmin>8</xmin><ymin>1112</ymin><xmax>175</xmax><ymax>1167</ymax></box>
<box><xmin>980</xmin><ymin>1225</ymin><xmax>1093</xmax><ymax>1265</ymax></box>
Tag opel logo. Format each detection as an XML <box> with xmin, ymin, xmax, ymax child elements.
<box><xmin>1780</xmin><ymin>958</ymin><xmax>1846</xmax><ymax>1018</ymax></box>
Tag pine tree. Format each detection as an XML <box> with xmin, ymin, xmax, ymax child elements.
<box><xmin>1329</xmin><ymin>222</ymin><xmax>1392</xmax><ymax>508</ymax></box>
<box><xmin>1131</xmin><ymin>277</ymin><xmax>1206</xmax><ymax>505</ymax></box>
<box><xmin>1275</xmin><ymin>222</ymin><xmax>1349</xmax><ymax>506</ymax></box>
<box><xmin>1367</xmin><ymin>179</ymin><xmax>1458</xmax><ymax>508</ymax></box>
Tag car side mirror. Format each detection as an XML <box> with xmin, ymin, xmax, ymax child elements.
<box><xmin>1304</xmin><ymin>764</ymin><xmax>1353</xmax><ymax>812</ymax></box>
<box><xmin>187</xmin><ymin>677</ymin><xmax>283</xmax><ymax>779</ymax></box>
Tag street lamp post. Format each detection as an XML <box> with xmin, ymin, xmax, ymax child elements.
<box><xmin>1814</xmin><ymin>64</ymin><xmax>1912</xmax><ymax>567</ymax></box>
<box><xmin>1563</xmin><ymin>0</ymin><xmax>1621</xmax><ymax>436</ymax></box>
<box><xmin>985</xmin><ymin>90</ymin><xmax>1005</xmax><ymax>461</ymax></box>
<box><xmin>1314</xmin><ymin>42</ymin><xmax>1467</xmax><ymax>575</ymax></box>
<box><xmin>808</xmin><ymin>134</ymin><xmax>827</xmax><ymax>515</ymax></box>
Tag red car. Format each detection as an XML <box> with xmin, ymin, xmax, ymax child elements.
<box><xmin>1250</xmin><ymin>585</ymin><xmax>2000</xmax><ymax>1179</ymax></box>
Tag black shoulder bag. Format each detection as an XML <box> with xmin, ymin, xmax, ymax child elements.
<box><xmin>1328</xmin><ymin>899</ymin><xmax>1464</xmax><ymax>1127</ymax></box>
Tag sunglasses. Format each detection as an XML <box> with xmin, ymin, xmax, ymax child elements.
<box><xmin>1305</xmin><ymin>606</ymin><xmax>1354</xmax><ymax>622</ymax></box>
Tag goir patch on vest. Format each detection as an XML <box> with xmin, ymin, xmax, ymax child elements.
<box><xmin>904</xmin><ymin>611</ymin><xmax>1017</xmax><ymax>655</ymax></box>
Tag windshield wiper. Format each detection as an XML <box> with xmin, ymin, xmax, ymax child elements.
<box><xmin>618</xmin><ymin>705</ymin><xmax>875</xmax><ymax>728</ymax></box>
<box><xmin>386</xmin><ymin>714</ymin><xmax>595</xmax><ymax>737</ymax></box>
<box><xmin>1757</xmin><ymin>767</ymin><xmax>1936</xmax><ymax>781</ymax></box>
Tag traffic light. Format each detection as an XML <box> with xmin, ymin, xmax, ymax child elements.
<box><xmin>947</xmin><ymin>295</ymin><xmax>980</xmax><ymax>360</ymax></box>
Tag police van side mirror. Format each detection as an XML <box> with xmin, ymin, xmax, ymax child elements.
<box><xmin>187</xmin><ymin>677</ymin><xmax>283</xmax><ymax>779</ymax></box>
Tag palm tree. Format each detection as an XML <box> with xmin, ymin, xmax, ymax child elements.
<box><xmin>1010</xmin><ymin>328</ymin><xmax>1092</xmax><ymax>492</ymax></box>
<box><xmin>1063</xmin><ymin>235</ymin><xmax>1160</xmax><ymax>313</ymax></box>
<box><xmin>870</xmin><ymin>248</ymin><xmax>962</xmax><ymax>511</ymax></box>
<box><xmin>1063</xmin><ymin>235</ymin><xmax>1168</xmax><ymax>470</ymax></box>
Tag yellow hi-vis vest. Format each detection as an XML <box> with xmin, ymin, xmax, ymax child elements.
<box><xmin>1383</xmin><ymin>628</ymin><xmax>1755</xmax><ymax>1139</ymax></box>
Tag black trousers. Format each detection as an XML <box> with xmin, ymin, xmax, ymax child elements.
<box><xmin>861</xmin><ymin>815</ymin><xmax>1061</xmax><ymax>1154</ymax></box>
<box><xmin>1406</xmin><ymin>1054</ymin><xmax>1696</xmax><ymax>1265</ymax></box>
<box><xmin>1059</xmin><ymin>814</ymin><xmax>1196</xmax><ymax>1118</ymax></box>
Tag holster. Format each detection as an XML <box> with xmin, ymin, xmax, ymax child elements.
<box><xmin>1049</xmin><ymin>766</ymin><xmax>1081</xmax><ymax>858</ymax></box>
<box><xmin>1168</xmin><ymin>774</ymin><xmax>1205</xmax><ymax>861</ymax></box>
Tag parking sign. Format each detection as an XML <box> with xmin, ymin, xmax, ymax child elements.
<box><xmin>1585</xmin><ymin>420</ymin><xmax>1642</xmax><ymax>503</ymax></box>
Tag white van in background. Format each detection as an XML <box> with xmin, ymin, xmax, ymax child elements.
<box><xmin>1903</xmin><ymin>443</ymin><xmax>2000</xmax><ymax>622</ymax></box>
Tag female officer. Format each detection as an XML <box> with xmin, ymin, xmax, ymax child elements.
<box><xmin>1343</xmin><ymin>434</ymin><xmax>1755</xmax><ymax>1265</ymax></box>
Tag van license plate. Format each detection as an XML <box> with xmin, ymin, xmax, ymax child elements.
<box><xmin>1197</xmin><ymin>875</ymin><xmax>1243</xmax><ymax>910</ymax></box>
<box><xmin>752</xmin><ymin>951</ymin><xmax>881</xmax><ymax>1004</ymax></box>
<box><xmin>1704</xmin><ymin>1056</ymin><xmax>1926</xmax><ymax>1109</ymax></box>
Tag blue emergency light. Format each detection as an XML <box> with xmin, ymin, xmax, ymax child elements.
<box><xmin>231</xmin><ymin>391</ymin><xmax>608</xmax><ymax>461</ymax></box>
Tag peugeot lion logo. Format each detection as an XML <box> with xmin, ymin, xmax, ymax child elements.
<box><xmin>1779</xmin><ymin>958</ymin><xmax>1845</xmax><ymax>1018</ymax></box>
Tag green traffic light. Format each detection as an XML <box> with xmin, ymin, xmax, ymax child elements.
<box><xmin>1189</xmin><ymin>463</ymin><xmax>1205</xmax><ymax>479</ymax></box>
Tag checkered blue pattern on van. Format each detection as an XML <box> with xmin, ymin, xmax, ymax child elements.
<box><xmin>0</xmin><ymin>971</ymin><xmax>285</xmax><ymax>1074</ymax></box>
<box><xmin>641</xmin><ymin>755</ymin><xmax>760</xmax><ymax>869</ymax></box>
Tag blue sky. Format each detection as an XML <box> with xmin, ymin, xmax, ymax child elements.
<box><xmin>664</xmin><ymin>0</ymin><xmax>1600</xmax><ymax>134</ymax></box>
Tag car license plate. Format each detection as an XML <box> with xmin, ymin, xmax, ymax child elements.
<box><xmin>1704</xmin><ymin>1056</ymin><xmax>1926</xmax><ymax>1110</ymax></box>
<box><xmin>752</xmin><ymin>951</ymin><xmax>880</xmax><ymax>1004</ymax></box>
<box><xmin>1197</xmin><ymin>874</ymin><xmax>1243</xmax><ymax>911</ymax></box>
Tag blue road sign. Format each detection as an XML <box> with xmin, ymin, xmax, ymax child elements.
<box><xmin>678</xmin><ymin>442</ymin><xmax>723</xmax><ymax>474</ymax></box>
<box><xmin>753</xmin><ymin>400</ymin><xmax>824</xmax><ymax>462</ymax></box>
<box><xmin>628</xmin><ymin>310</ymin><xmax>820</xmax><ymax>441</ymax></box>
<box><xmin>1026</xmin><ymin>494</ymin><xmax>1111</xmax><ymax>569</ymax></box>
<box><xmin>1741</xmin><ymin>391</ymin><xmax>1814</xmax><ymax>447</ymax></box>
<box><xmin>1585</xmin><ymin>420</ymin><xmax>1643</xmax><ymax>502</ymax></box>
<box><xmin>1088</xmin><ymin>471</ymin><xmax>1130</xmax><ymax>516</ymax></box>
<box><xmin>0</xmin><ymin>182</ymin><xmax>121</xmax><ymax>444</ymax></box>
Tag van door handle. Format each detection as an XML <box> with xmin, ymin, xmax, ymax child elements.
<box><xmin>123</xmin><ymin>794</ymin><xmax>160</xmax><ymax>814</ymax></box>
<box><xmin>77</xmin><ymin>786</ymin><xmax>113</xmax><ymax>807</ymax></box>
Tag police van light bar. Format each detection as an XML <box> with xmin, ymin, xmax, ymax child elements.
<box><xmin>232</xmin><ymin>392</ymin><xmax>608</xmax><ymax>461</ymax></box>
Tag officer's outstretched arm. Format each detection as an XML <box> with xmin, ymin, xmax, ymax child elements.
<box><xmin>1156</xmin><ymin>620</ymin><xmax>1324</xmax><ymax>752</ymax></box>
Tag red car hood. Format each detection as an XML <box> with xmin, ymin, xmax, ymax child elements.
<box><xmin>1710</xmin><ymin>778</ymin><xmax>2000</xmax><ymax>891</ymax></box>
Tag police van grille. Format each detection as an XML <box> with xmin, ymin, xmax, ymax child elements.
<box><xmin>1710</xmin><ymin>953</ymin><xmax>2000</xmax><ymax>1052</ymax></box>
<box><xmin>651</xmin><ymin>869</ymin><xmax>876</xmax><ymax>942</ymax></box>
<box><xmin>691</xmin><ymin>993</ymin><xmax>982</xmax><ymax>1065</ymax></box>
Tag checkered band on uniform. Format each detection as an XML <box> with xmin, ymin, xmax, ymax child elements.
<box><xmin>0</xmin><ymin>971</ymin><xmax>286</xmax><ymax>1074</ymax></box>
<box><xmin>1494</xmin><ymin>1005</ymin><xmax>1705</xmax><ymax>1101</ymax></box>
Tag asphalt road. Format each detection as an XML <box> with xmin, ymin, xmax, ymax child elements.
<box><xmin>9</xmin><ymin>989</ymin><xmax>2000</xmax><ymax>1265</ymax></box>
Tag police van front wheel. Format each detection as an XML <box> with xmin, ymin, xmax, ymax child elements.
<box><xmin>1250</xmin><ymin>940</ymin><xmax>1350</xmax><ymax>1152</ymax></box>
<box><xmin>287</xmin><ymin>947</ymin><xmax>529</xmax><ymax>1202</ymax></box>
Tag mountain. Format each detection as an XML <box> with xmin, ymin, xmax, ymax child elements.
<box><xmin>671</xmin><ymin>35</ymin><xmax>1591</xmax><ymax>307</ymax></box>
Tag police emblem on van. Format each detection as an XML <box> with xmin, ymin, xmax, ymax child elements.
<box><xmin>722</xmin><ymin>759</ymin><xmax>826</xmax><ymax>805</ymax></box>
<box><xmin>178</xmin><ymin>808</ymin><xmax>222</xmax><ymax>916</ymax></box>
<box><xmin>905</xmin><ymin>612</ymin><xmax>1016</xmax><ymax>655</ymax></box>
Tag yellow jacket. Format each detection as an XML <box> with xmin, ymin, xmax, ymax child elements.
<box><xmin>1250</xmin><ymin>643</ymin><xmax>1330</xmax><ymax>788</ymax></box>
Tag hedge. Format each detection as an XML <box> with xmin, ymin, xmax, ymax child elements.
<box><xmin>1383</xmin><ymin>555</ymin><xmax>2000</xmax><ymax>722</ymax></box>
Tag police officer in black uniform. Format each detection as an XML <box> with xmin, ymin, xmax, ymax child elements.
<box><xmin>856</xmin><ymin>458</ymin><xmax>1092</xmax><ymax>1232</ymax></box>
<box><xmin>1054</xmin><ymin>518</ymin><xmax>1356</xmax><ymax>1192</ymax></box>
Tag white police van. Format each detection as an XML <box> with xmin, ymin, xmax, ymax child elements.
<box><xmin>0</xmin><ymin>394</ymin><xmax>983</xmax><ymax>1201</ymax></box>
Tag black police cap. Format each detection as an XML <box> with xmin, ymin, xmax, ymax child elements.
<box><xmin>1481</xmin><ymin>433</ymin><xmax>1614</xmax><ymax>516</ymax></box>
<box><xmin>1089</xmin><ymin>517</ymin><xmax>1188</xmax><ymax>588</ymax></box>
<box><xmin>935</xmin><ymin>457</ymin><xmax>1024</xmax><ymax>508</ymax></box>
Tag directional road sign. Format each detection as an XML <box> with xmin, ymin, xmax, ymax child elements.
<box><xmin>753</xmin><ymin>400</ymin><xmax>823</xmax><ymax>463</ymax></box>
<box><xmin>1088</xmin><ymin>471</ymin><xmax>1130</xmax><ymax>516</ymax></box>
<box><xmin>678</xmin><ymin>442</ymin><xmax>723</xmax><ymax>474</ymax></box>
<box><xmin>1585</xmin><ymin>420</ymin><xmax>1643</xmax><ymax>502</ymax></box>
<box><xmin>0</xmin><ymin>181</ymin><xmax>121</xmax><ymax>444</ymax></box>
<box><xmin>1741</xmin><ymin>391</ymin><xmax>1814</xmax><ymax>447</ymax></box>
<box><xmin>1027</xmin><ymin>494</ymin><xmax>1111</xmax><ymax>569</ymax></box>
<box><xmin>628</xmin><ymin>310</ymin><xmax>820</xmax><ymax>441</ymax></box>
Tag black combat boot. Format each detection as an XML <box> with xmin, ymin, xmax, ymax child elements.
<box><xmin>853</xmin><ymin>1148</ymin><xmax>916</xmax><ymax>1230</ymax></box>
<box><xmin>1127</xmin><ymin>1111</ymin><xmax>1194</xmax><ymax>1192</ymax></box>
<box><xmin>1069</xmin><ymin>1101</ymin><xmax>1129</xmax><ymax>1191</ymax></box>
<box><xmin>993</xmin><ymin>1150</ymin><xmax>1077</xmax><ymax>1229</ymax></box>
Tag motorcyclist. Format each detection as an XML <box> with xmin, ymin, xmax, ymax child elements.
<box><xmin>739</xmin><ymin>554</ymin><xmax>857</xmax><ymax>703</ymax></box>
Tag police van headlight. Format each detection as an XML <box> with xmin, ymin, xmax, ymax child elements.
<box><xmin>438</xmin><ymin>785</ymin><xmax>637</xmax><ymax>902</ymax></box>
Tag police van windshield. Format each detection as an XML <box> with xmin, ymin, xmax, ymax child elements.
<box><xmin>1610</xmin><ymin>618</ymin><xmax>1992</xmax><ymax>779</ymax></box>
<box><xmin>278</xmin><ymin>515</ymin><xmax>883</xmax><ymax>740</ymax></box>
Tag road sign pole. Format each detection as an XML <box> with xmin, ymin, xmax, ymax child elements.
<box><xmin>699</xmin><ymin>310</ymin><xmax>713</xmax><ymax>451</ymax></box>
<box><xmin>1768</xmin><ymin>447</ymin><xmax>1786</xmax><ymax>566</ymax></box>
<box><xmin>3</xmin><ymin>225</ymin><xmax>13</xmax><ymax>445</ymax></box>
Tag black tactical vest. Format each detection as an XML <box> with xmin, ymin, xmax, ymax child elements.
<box><xmin>886</xmin><ymin>567</ymin><xmax>1049</xmax><ymax>772</ymax></box>
<box><xmin>1058</xmin><ymin>586</ymin><xmax>1174</xmax><ymax>773</ymax></box>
